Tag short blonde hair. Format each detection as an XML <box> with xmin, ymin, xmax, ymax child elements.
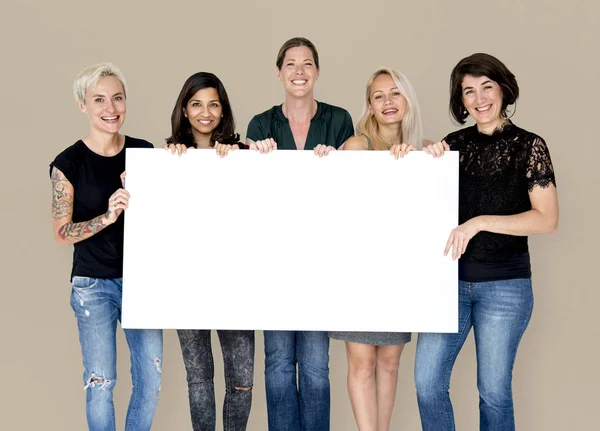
<box><xmin>356</xmin><ymin>67</ymin><xmax>423</xmax><ymax>150</ymax></box>
<box><xmin>73</xmin><ymin>62</ymin><xmax>127</xmax><ymax>105</ymax></box>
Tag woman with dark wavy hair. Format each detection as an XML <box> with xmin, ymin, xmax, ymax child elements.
<box><xmin>416</xmin><ymin>53</ymin><xmax>559</xmax><ymax>431</ymax></box>
<box><xmin>166</xmin><ymin>71</ymin><xmax>245</xmax><ymax>155</ymax></box>
<box><xmin>165</xmin><ymin>72</ymin><xmax>254</xmax><ymax>431</ymax></box>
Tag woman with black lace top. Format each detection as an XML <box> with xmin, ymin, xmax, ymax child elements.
<box><xmin>414</xmin><ymin>53</ymin><xmax>559</xmax><ymax>431</ymax></box>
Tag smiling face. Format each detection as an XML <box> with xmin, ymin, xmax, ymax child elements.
<box><xmin>184</xmin><ymin>87</ymin><xmax>222</xmax><ymax>138</ymax></box>
<box><xmin>80</xmin><ymin>75</ymin><xmax>126</xmax><ymax>134</ymax></box>
<box><xmin>461</xmin><ymin>74</ymin><xmax>504</xmax><ymax>131</ymax></box>
<box><xmin>276</xmin><ymin>46</ymin><xmax>319</xmax><ymax>98</ymax></box>
<box><xmin>368</xmin><ymin>73</ymin><xmax>407</xmax><ymax>126</ymax></box>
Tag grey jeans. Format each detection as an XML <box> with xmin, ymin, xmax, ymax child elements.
<box><xmin>177</xmin><ymin>329</ymin><xmax>255</xmax><ymax>431</ymax></box>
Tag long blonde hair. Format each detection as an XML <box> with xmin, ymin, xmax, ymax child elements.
<box><xmin>356</xmin><ymin>67</ymin><xmax>423</xmax><ymax>150</ymax></box>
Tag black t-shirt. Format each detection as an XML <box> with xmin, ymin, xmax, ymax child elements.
<box><xmin>50</xmin><ymin>136</ymin><xmax>154</xmax><ymax>279</ymax></box>
<box><xmin>443</xmin><ymin>122</ymin><xmax>556</xmax><ymax>282</ymax></box>
<box><xmin>246</xmin><ymin>101</ymin><xmax>354</xmax><ymax>150</ymax></box>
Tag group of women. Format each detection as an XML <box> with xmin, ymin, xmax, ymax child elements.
<box><xmin>50</xmin><ymin>37</ymin><xmax>558</xmax><ymax>431</ymax></box>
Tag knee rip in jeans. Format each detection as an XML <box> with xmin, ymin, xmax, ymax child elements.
<box><xmin>154</xmin><ymin>357</ymin><xmax>162</xmax><ymax>373</ymax></box>
<box><xmin>84</xmin><ymin>374</ymin><xmax>112</xmax><ymax>391</ymax></box>
<box><xmin>234</xmin><ymin>386</ymin><xmax>252</xmax><ymax>391</ymax></box>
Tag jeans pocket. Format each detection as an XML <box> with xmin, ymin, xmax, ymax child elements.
<box><xmin>71</xmin><ymin>276</ymin><xmax>99</xmax><ymax>291</ymax></box>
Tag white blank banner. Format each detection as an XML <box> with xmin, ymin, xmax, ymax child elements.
<box><xmin>122</xmin><ymin>149</ymin><xmax>458</xmax><ymax>332</ymax></box>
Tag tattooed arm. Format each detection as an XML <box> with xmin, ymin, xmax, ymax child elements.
<box><xmin>51</xmin><ymin>167</ymin><xmax>129</xmax><ymax>245</ymax></box>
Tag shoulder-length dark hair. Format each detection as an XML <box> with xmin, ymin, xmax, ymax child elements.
<box><xmin>276</xmin><ymin>37</ymin><xmax>320</xmax><ymax>71</ymax></box>
<box><xmin>449</xmin><ymin>53</ymin><xmax>519</xmax><ymax>124</ymax></box>
<box><xmin>166</xmin><ymin>72</ymin><xmax>240</xmax><ymax>147</ymax></box>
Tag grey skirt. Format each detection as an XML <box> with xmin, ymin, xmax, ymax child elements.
<box><xmin>328</xmin><ymin>331</ymin><xmax>411</xmax><ymax>346</ymax></box>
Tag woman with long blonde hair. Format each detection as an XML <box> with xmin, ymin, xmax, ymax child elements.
<box><xmin>329</xmin><ymin>67</ymin><xmax>431</xmax><ymax>431</ymax></box>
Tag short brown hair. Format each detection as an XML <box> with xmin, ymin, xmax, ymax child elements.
<box><xmin>275</xmin><ymin>37</ymin><xmax>320</xmax><ymax>70</ymax></box>
<box><xmin>449</xmin><ymin>53</ymin><xmax>519</xmax><ymax>124</ymax></box>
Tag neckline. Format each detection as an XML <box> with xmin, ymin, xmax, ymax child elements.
<box><xmin>80</xmin><ymin>135</ymin><xmax>128</xmax><ymax>159</ymax></box>
<box><xmin>474</xmin><ymin>120</ymin><xmax>514</xmax><ymax>137</ymax></box>
<box><xmin>275</xmin><ymin>101</ymin><xmax>323</xmax><ymax>123</ymax></box>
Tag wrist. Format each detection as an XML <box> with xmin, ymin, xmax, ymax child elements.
<box><xmin>474</xmin><ymin>216</ymin><xmax>487</xmax><ymax>233</ymax></box>
<box><xmin>101</xmin><ymin>213</ymin><xmax>113</xmax><ymax>226</ymax></box>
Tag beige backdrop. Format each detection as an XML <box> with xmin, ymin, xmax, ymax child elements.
<box><xmin>1</xmin><ymin>0</ymin><xmax>598</xmax><ymax>429</ymax></box>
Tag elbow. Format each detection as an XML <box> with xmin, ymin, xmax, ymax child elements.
<box><xmin>545</xmin><ymin>215</ymin><xmax>559</xmax><ymax>234</ymax></box>
<box><xmin>54</xmin><ymin>235</ymin><xmax>69</xmax><ymax>246</ymax></box>
<box><xmin>53</xmin><ymin>227</ymin><xmax>69</xmax><ymax>246</ymax></box>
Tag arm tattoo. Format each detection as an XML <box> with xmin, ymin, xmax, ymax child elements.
<box><xmin>51</xmin><ymin>167</ymin><xmax>108</xmax><ymax>243</ymax></box>
<box><xmin>57</xmin><ymin>214</ymin><xmax>107</xmax><ymax>242</ymax></box>
<box><xmin>51</xmin><ymin>168</ymin><xmax>73</xmax><ymax>221</ymax></box>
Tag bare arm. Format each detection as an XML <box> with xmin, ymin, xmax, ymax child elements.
<box><xmin>51</xmin><ymin>167</ymin><xmax>116</xmax><ymax>246</ymax></box>
<box><xmin>474</xmin><ymin>184</ymin><xmax>559</xmax><ymax>236</ymax></box>
<box><xmin>445</xmin><ymin>184</ymin><xmax>559</xmax><ymax>259</ymax></box>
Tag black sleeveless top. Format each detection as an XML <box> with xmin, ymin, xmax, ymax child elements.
<box><xmin>50</xmin><ymin>136</ymin><xmax>154</xmax><ymax>279</ymax></box>
<box><xmin>443</xmin><ymin>122</ymin><xmax>556</xmax><ymax>282</ymax></box>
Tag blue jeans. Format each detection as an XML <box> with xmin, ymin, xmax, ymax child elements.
<box><xmin>414</xmin><ymin>278</ymin><xmax>533</xmax><ymax>431</ymax></box>
<box><xmin>70</xmin><ymin>277</ymin><xmax>163</xmax><ymax>431</ymax></box>
<box><xmin>264</xmin><ymin>331</ymin><xmax>330</xmax><ymax>431</ymax></box>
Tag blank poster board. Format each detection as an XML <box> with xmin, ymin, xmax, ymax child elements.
<box><xmin>122</xmin><ymin>149</ymin><xmax>458</xmax><ymax>333</ymax></box>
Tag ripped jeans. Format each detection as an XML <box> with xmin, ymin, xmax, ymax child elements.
<box><xmin>177</xmin><ymin>329</ymin><xmax>255</xmax><ymax>431</ymax></box>
<box><xmin>70</xmin><ymin>277</ymin><xmax>163</xmax><ymax>431</ymax></box>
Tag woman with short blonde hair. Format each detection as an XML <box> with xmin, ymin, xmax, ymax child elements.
<box><xmin>50</xmin><ymin>62</ymin><xmax>162</xmax><ymax>431</ymax></box>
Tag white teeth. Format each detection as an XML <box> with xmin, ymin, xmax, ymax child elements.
<box><xmin>383</xmin><ymin>109</ymin><xmax>397</xmax><ymax>114</ymax></box>
<box><xmin>292</xmin><ymin>80</ymin><xmax>307</xmax><ymax>84</ymax></box>
<box><xmin>476</xmin><ymin>105</ymin><xmax>491</xmax><ymax>112</ymax></box>
<box><xmin>103</xmin><ymin>116</ymin><xmax>118</xmax><ymax>120</ymax></box>
<box><xmin>199</xmin><ymin>120</ymin><xmax>213</xmax><ymax>125</ymax></box>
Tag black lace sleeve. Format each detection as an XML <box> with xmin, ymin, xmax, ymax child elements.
<box><xmin>526</xmin><ymin>136</ymin><xmax>556</xmax><ymax>191</ymax></box>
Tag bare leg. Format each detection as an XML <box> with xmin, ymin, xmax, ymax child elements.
<box><xmin>346</xmin><ymin>342</ymin><xmax>378</xmax><ymax>431</ymax></box>
<box><xmin>375</xmin><ymin>345</ymin><xmax>404</xmax><ymax>431</ymax></box>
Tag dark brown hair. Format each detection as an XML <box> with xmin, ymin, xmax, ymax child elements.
<box><xmin>166</xmin><ymin>72</ymin><xmax>239</xmax><ymax>147</ymax></box>
<box><xmin>275</xmin><ymin>37</ymin><xmax>320</xmax><ymax>70</ymax></box>
<box><xmin>449</xmin><ymin>53</ymin><xmax>519</xmax><ymax>124</ymax></box>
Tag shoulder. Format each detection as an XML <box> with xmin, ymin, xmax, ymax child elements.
<box><xmin>250</xmin><ymin>105</ymin><xmax>281</xmax><ymax>123</ymax></box>
<box><xmin>443</xmin><ymin>125</ymin><xmax>475</xmax><ymax>149</ymax></box>
<box><xmin>125</xmin><ymin>135</ymin><xmax>154</xmax><ymax>148</ymax></box>
<box><xmin>50</xmin><ymin>140</ymin><xmax>85</xmax><ymax>180</ymax></box>
<box><xmin>319</xmin><ymin>102</ymin><xmax>351</xmax><ymax>120</ymax></box>
<box><xmin>343</xmin><ymin>135</ymin><xmax>368</xmax><ymax>150</ymax></box>
<box><xmin>247</xmin><ymin>106</ymin><xmax>282</xmax><ymax>140</ymax></box>
<box><xmin>52</xmin><ymin>140</ymin><xmax>85</xmax><ymax>164</ymax></box>
<box><xmin>247</xmin><ymin>106</ymin><xmax>281</xmax><ymax>134</ymax></box>
<box><xmin>444</xmin><ymin>125</ymin><xmax>472</xmax><ymax>141</ymax></box>
<box><xmin>511</xmin><ymin>124</ymin><xmax>545</xmax><ymax>145</ymax></box>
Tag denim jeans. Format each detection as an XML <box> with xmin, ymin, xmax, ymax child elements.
<box><xmin>70</xmin><ymin>277</ymin><xmax>163</xmax><ymax>431</ymax></box>
<box><xmin>414</xmin><ymin>278</ymin><xmax>534</xmax><ymax>431</ymax></box>
<box><xmin>264</xmin><ymin>331</ymin><xmax>330</xmax><ymax>431</ymax></box>
<box><xmin>177</xmin><ymin>329</ymin><xmax>255</xmax><ymax>431</ymax></box>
